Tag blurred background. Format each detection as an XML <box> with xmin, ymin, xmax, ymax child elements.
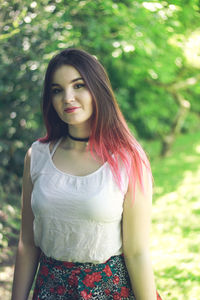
<box><xmin>0</xmin><ymin>0</ymin><xmax>200</xmax><ymax>299</ymax></box>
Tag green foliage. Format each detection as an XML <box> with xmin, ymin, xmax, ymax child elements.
<box><xmin>0</xmin><ymin>2</ymin><xmax>200</xmax><ymax>292</ymax></box>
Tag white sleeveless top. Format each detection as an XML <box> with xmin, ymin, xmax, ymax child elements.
<box><xmin>30</xmin><ymin>138</ymin><xmax>129</xmax><ymax>263</ymax></box>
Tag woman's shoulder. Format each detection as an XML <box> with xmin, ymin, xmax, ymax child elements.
<box><xmin>29</xmin><ymin>140</ymin><xmax>51</xmax><ymax>182</ymax></box>
<box><xmin>28</xmin><ymin>140</ymin><xmax>49</xmax><ymax>167</ymax></box>
<box><xmin>31</xmin><ymin>139</ymin><xmax>49</xmax><ymax>152</ymax></box>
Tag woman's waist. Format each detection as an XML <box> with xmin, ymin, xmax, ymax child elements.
<box><xmin>39</xmin><ymin>250</ymin><xmax>124</xmax><ymax>266</ymax></box>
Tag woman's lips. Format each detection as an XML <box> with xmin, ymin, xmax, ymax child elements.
<box><xmin>64</xmin><ymin>107</ymin><xmax>80</xmax><ymax>113</ymax></box>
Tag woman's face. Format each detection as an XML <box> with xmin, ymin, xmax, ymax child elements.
<box><xmin>51</xmin><ymin>65</ymin><xmax>93</xmax><ymax>127</ymax></box>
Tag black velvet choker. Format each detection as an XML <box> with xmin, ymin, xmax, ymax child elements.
<box><xmin>68</xmin><ymin>132</ymin><xmax>89</xmax><ymax>142</ymax></box>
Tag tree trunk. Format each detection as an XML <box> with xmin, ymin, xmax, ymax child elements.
<box><xmin>160</xmin><ymin>93</ymin><xmax>190</xmax><ymax>156</ymax></box>
<box><xmin>149</xmin><ymin>75</ymin><xmax>199</xmax><ymax>156</ymax></box>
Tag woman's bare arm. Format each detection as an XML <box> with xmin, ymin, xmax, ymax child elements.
<box><xmin>11</xmin><ymin>148</ymin><xmax>41</xmax><ymax>300</ymax></box>
<box><xmin>122</xmin><ymin>165</ymin><xmax>157</xmax><ymax>300</ymax></box>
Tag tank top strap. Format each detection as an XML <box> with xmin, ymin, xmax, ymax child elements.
<box><xmin>50</xmin><ymin>138</ymin><xmax>63</xmax><ymax>157</ymax></box>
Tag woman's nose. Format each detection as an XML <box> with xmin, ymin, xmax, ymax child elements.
<box><xmin>63</xmin><ymin>88</ymin><xmax>75</xmax><ymax>102</ymax></box>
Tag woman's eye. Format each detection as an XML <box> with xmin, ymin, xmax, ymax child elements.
<box><xmin>74</xmin><ymin>83</ymin><xmax>85</xmax><ymax>89</ymax></box>
<box><xmin>52</xmin><ymin>88</ymin><xmax>61</xmax><ymax>94</ymax></box>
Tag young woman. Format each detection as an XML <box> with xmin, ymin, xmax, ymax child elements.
<box><xmin>12</xmin><ymin>48</ymin><xmax>162</xmax><ymax>299</ymax></box>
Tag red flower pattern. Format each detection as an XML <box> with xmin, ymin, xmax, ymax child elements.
<box><xmin>57</xmin><ymin>285</ymin><xmax>66</xmax><ymax>295</ymax></box>
<box><xmin>103</xmin><ymin>264</ymin><xmax>112</xmax><ymax>276</ymax></box>
<box><xmin>50</xmin><ymin>287</ymin><xmax>54</xmax><ymax>293</ymax></box>
<box><xmin>40</xmin><ymin>266</ymin><xmax>49</xmax><ymax>276</ymax></box>
<box><xmin>63</xmin><ymin>261</ymin><xmax>75</xmax><ymax>268</ymax></box>
<box><xmin>72</xmin><ymin>268</ymin><xmax>81</xmax><ymax>275</ymax></box>
<box><xmin>33</xmin><ymin>254</ymin><xmax>163</xmax><ymax>300</ymax></box>
<box><xmin>38</xmin><ymin>277</ymin><xmax>43</xmax><ymax>287</ymax></box>
<box><xmin>68</xmin><ymin>274</ymin><xmax>78</xmax><ymax>286</ymax></box>
<box><xmin>84</xmin><ymin>268</ymin><xmax>92</xmax><ymax>272</ymax></box>
<box><xmin>105</xmin><ymin>289</ymin><xmax>111</xmax><ymax>295</ymax></box>
<box><xmin>82</xmin><ymin>272</ymin><xmax>102</xmax><ymax>288</ymax></box>
<box><xmin>80</xmin><ymin>290</ymin><xmax>92</xmax><ymax>299</ymax></box>
<box><xmin>113</xmin><ymin>275</ymin><xmax>120</xmax><ymax>284</ymax></box>
<box><xmin>121</xmin><ymin>286</ymin><xmax>129</xmax><ymax>297</ymax></box>
<box><xmin>113</xmin><ymin>291</ymin><xmax>121</xmax><ymax>300</ymax></box>
<box><xmin>82</xmin><ymin>274</ymin><xmax>95</xmax><ymax>288</ymax></box>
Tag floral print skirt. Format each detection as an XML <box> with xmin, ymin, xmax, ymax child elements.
<box><xmin>32</xmin><ymin>252</ymin><xmax>162</xmax><ymax>300</ymax></box>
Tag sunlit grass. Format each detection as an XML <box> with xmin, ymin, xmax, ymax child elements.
<box><xmin>148</xmin><ymin>132</ymin><xmax>200</xmax><ymax>300</ymax></box>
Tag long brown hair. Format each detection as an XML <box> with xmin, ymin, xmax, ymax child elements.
<box><xmin>39</xmin><ymin>48</ymin><xmax>151</xmax><ymax>198</ymax></box>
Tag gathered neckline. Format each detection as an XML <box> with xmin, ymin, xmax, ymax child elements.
<box><xmin>47</xmin><ymin>138</ymin><xmax>109</xmax><ymax>178</ymax></box>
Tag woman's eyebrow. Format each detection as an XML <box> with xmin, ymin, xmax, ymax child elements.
<box><xmin>71</xmin><ymin>77</ymin><xmax>84</xmax><ymax>83</ymax></box>
<box><xmin>51</xmin><ymin>77</ymin><xmax>84</xmax><ymax>86</ymax></box>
